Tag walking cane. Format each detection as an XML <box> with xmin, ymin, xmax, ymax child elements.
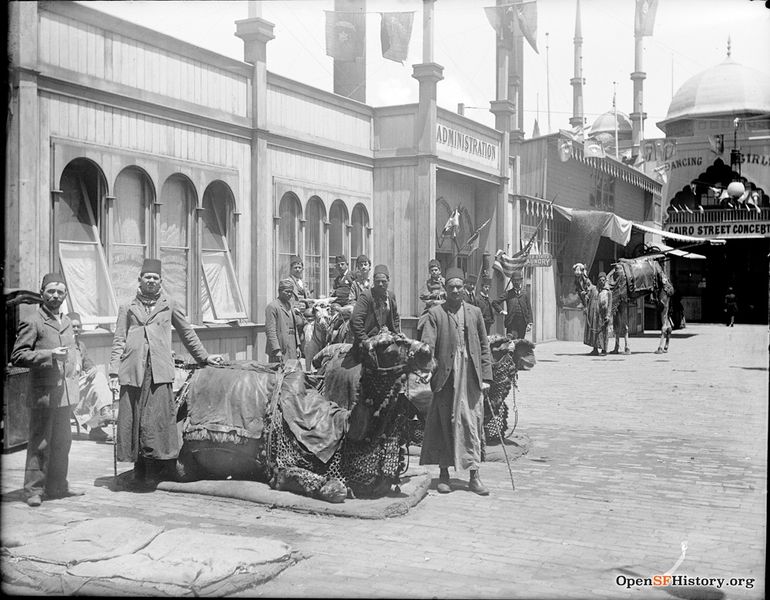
<box><xmin>112</xmin><ymin>387</ymin><xmax>119</xmax><ymax>483</ymax></box>
<box><xmin>485</xmin><ymin>395</ymin><xmax>516</xmax><ymax>492</ymax></box>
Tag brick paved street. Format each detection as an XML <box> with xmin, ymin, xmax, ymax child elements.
<box><xmin>2</xmin><ymin>323</ymin><xmax>766</xmax><ymax>598</ymax></box>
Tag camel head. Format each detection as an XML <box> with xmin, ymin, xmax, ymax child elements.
<box><xmin>309</xmin><ymin>297</ymin><xmax>334</xmax><ymax>330</ymax></box>
<box><xmin>573</xmin><ymin>263</ymin><xmax>587</xmax><ymax>278</ymax></box>
<box><xmin>361</xmin><ymin>329</ymin><xmax>434</xmax><ymax>373</ymax></box>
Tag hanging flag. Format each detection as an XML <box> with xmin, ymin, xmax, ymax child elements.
<box><xmin>441</xmin><ymin>208</ymin><xmax>461</xmax><ymax>238</ymax></box>
<box><xmin>461</xmin><ymin>218</ymin><xmax>492</xmax><ymax>254</ymax></box>
<box><xmin>514</xmin><ymin>1</ymin><xmax>539</xmax><ymax>54</ymax></box>
<box><xmin>532</xmin><ymin>118</ymin><xmax>541</xmax><ymax>138</ymax></box>
<box><xmin>584</xmin><ymin>138</ymin><xmax>606</xmax><ymax>158</ymax></box>
<box><xmin>634</xmin><ymin>0</ymin><xmax>659</xmax><ymax>37</ymax></box>
<box><xmin>325</xmin><ymin>10</ymin><xmax>365</xmax><ymax>61</ymax></box>
<box><xmin>484</xmin><ymin>4</ymin><xmax>515</xmax><ymax>42</ymax></box>
<box><xmin>558</xmin><ymin>137</ymin><xmax>573</xmax><ymax>162</ymax></box>
<box><xmin>653</xmin><ymin>164</ymin><xmax>668</xmax><ymax>184</ymax></box>
<box><xmin>380</xmin><ymin>12</ymin><xmax>414</xmax><ymax>63</ymax></box>
<box><xmin>708</xmin><ymin>134</ymin><xmax>725</xmax><ymax>156</ymax></box>
<box><xmin>493</xmin><ymin>245</ymin><xmax>532</xmax><ymax>279</ymax></box>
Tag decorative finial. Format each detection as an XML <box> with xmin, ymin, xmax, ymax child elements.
<box><xmin>727</xmin><ymin>35</ymin><xmax>731</xmax><ymax>58</ymax></box>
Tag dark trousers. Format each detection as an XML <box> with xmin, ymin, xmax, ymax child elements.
<box><xmin>506</xmin><ymin>317</ymin><xmax>527</xmax><ymax>339</ymax></box>
<box><xmin>24</xmin><ymin>396</ymin><xmax>72</xmax><ymax>497</ymax></box>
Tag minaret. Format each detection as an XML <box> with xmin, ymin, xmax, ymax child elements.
<box><xmin>630</xmin><ymin>4</ymin><xmax>646</xmax><ymax>149</ymax></box>
<box><xmin>569</xmin><ymin>0</ymin><xmax>584</xmax><ymax>129</ymax></box>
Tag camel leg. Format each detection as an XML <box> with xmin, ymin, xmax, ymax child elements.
<box><xmin>654</xmin><ymin>295</ymin><xmax>672</xmax><ymax>354</ymax></box>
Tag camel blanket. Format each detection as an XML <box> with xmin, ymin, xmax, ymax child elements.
<box><xmin>619</xmin><ymin>258</ymin><xmax>657</xmax><ymax>296</ymax></box>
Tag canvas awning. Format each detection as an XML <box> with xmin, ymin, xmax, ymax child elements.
<box><xmin>630</xmin><ymin>221</ymin><xmax>726</xmax><ymax>245</ymax></box>
<box><xmin>647</xmin><ymin>242</ymin><xmax>707</xmax><ymax>260</ymax></box>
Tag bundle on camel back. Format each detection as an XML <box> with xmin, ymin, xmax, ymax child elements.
<box><xmin>408</xmin><ymin>335</ymin><xmax>536</xmax><ymax>448</ymax></box>
<box><xmin>174</xmin><ymin>329</ymin><xmax>433</xmax><ymax>503</ymax></box>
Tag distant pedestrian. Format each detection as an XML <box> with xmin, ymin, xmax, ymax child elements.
<box><xmin>109</xmin><ymin>259</ymin><xmax>223</xmax><ymax>489</ymax></box>
<box><xmin>494</xmin><ymin>271</ymin><xmax>532</xmax><ymax>339</ymax></box>
<box><xmin>265</xmin><ymin>278</ymin><xmax>306</xmax><ymax>363</ymax></box>
<box><xmin>11</xmin><ymin>273</ymin><xmax>83</xmax><ymax>507</ymax></box>
<box><xmin>288</xmin><ymin>255</ymin><xmax>311</xmax><ymax>311</ymax></box>
<box><xmin>461</xmin><ymin>275</ymin><xmax>477</xmax><ymax>305</ymax></box>
<box><xmin>419</xmin><ymin>267</ymin><xmax>493</xmax><ymax>496</ymax></box>
<box><xmin>724</xmin><ymin>287</ymin><xmax>738</xmax><ymax>327</ymax></box>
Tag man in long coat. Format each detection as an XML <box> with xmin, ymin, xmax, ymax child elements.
<box><xmin>494</xmin><ymin>271</ymin><xmax>532</xmax><ymax>339</ymax></box>
<box><xmin>265</xmin><ymin>279</ymin><xmax>306</xmax><ymax>363</ymax></box>
<box><xmin>12</xmin><ymin>273</ymin><xmax>83</xmax><ymax>507</ymax></box>
<box><xmin>419</xmin><ymin>267</ymin><xmax>493</xmax><ymax>496</ymax></box>
<box><xmin>108</xmin><ymin>258</ymin><xmax>222</xmax><ymax>488</ymax></box>
<box><xmin>350</xmin><ymin>264</ymin><xmax>401</xmax><ymax>353</ymax></box>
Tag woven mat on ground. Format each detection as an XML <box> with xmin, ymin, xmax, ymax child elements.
<box><xmin>67</xmin><ymin>528</ymin><xmax>294</xmax><ymax>594</ymax></box>
<box><xmin>157</xmin><ymin>470</ymin><xmax>432</xmax><ymax>519</ymax></box>
<box><xmin>6</xmin><ymin>517</ymin><xmax>164</xmax><ymax>565</ymax></box>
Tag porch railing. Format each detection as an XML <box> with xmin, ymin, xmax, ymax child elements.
<box><xmin>665</xmin><ymin>207</ymin><xmax>770</xmax><ymax>225</ymax></box>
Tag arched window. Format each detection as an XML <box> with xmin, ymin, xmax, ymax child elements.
<box><xmin>55</xmin><ymin>159</ymin><xmax>116</xmax><ymax>324</ymax></box>
<box><xmin>305</xmin><ymin>196</ymin><xmax>326</xmax><ymax>296</ymax></box>
<box><xmin>200</xmin><ymin>181</ymin><xmax>246</xmax><ymax>321</ymax></box>
<box><xmin>111</xmin><ymin>167</ymin><xmax>153</xmax><ymax>304</ymax></box>
<box><xmin>159</xmin><ymin>175</ymin><xmax>194</xmax><ymax>314</ymax></box>
<box><xmin>329</xmin><ymin>200</ymin><xmax>348</xmax><ymax>288</ymax></box>
<box><xmin>278</xmin><ymin>193</ymin><xmax>301</xmax><ymax>280</ymax></box>
<box><xmin>351</xmin><ymin>203</ymin><xmax>369</xmax><ymax>261</ymax></box>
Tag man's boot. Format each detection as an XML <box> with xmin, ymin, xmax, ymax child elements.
<box><xmin>468</xmin><ymin>470</ymin><xmax>489</xmax><ymax>496</ymax></box>
<box><xmin>437</xmin><ymin>467</ymin><xmax>451</xmax><ymax>494</ymax></box>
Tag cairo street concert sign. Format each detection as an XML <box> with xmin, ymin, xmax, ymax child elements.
<box><xmin>664</xmin><ymin>221</ymin><xmax>770</xmax><ymax>238</ymax></box>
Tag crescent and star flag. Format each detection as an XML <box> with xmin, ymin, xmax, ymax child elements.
<box><xmin>325</xmin><ymin>11</ymin><xmax>365</xmax><ymax>61</ymax></box>
<box><xmin>484</xmin><ymin>1</ymin><xmax>538</xmax><ymax>54</ymax></box>
<box><xmin>634</xmin><ymin>0</ymin><xmax>659</xmax><ymax>37</ymax></box>
<box><xmin>380</xmin><ymin>12</ymin><xmax>414</xmax><ymax>63</ymax></box>
<box><xmin>462</xmin><ymin>218</ymin><xmax>492</xmax><ymax>253</ymax></box>
<box><xmin>441</xmin><ymin>208</ymin><xmax>461</xmax><ymax>239</ymax></box>
<box><xmin>584</xmin><ymin>138</ymin><xmax>606</xmax><ymax>158</ymax></box>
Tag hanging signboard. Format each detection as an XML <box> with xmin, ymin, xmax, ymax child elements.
<box><xmin>664</xmin><ymin>221</ymin><xmax>770</xmax><ymax>238</ymax></box>
<box><xmin>526</xmin><ymin>253</ymin><xmax>552</xmax><ymax>267</ymax></box>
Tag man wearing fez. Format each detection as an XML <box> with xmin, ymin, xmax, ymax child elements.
<box><xmin>419</xmin><ymin>267</ymin><xmax>493</xmax><ymax>496</ymax></box>
<box><xmin>109</xmin><ymin>258</ymin><xmax>223</xmax><ymax>489</ymax></box>
<box><xmin>265</xmin><ymin>279</ymin><xmax>306</xmax><ymax>363</ymax></box>
<box><xmin>476</xmin><ymin>278</ymin><xmax>498</xmax><ymax>335</ymax></box>
<box><xmin>494</xmin><ymin>270</ymin><xmax>532</xmax><ymax>339</ymax></box>
<box><xmin>11</xmin><ymin>273</ymin><xmax>83</xmax><ymax>506</ymax></box>
<box><xmin>418</xmin><ymin>258</ymin><xmax>446</xmax><ymax>313</ymax></box>
<box><xmin>69</xmin><ymin>312</ymin><xmax>116</xmax><ymax>442</ymax></box>
<box><xmin>349</xmin><ymin>254</ymin><xmax>372</xmax><ymax>303</ymax></box>
<box><xmin>350</xmin><ymin>264</ymin><xmax>401</xmax><ymax>352</ymax></box>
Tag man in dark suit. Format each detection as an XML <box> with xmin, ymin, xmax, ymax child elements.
<box><xmin>265</xmin><ymin>279</ymin><xmax>306</xmax><ymax>363</ymax></box>
<box><xmin>350</xmin><ymin>264</ymin><xmax>400</xmax><ymax>353</ymax></box>
<box><xmin>108</xmin><ymin>258</ymin><xmax>223</xmax><ymax>489</ymax></box>
<box><xmin>475</xmin><ymin>278</ymin><xmax>498</xmax><ymax>334</ymax></box>
<box><xmin>494</xmin><ymin>271</ymin><xmax>532</xmax><ymax>339</ymax></box>
<box><xmin>419</xmin><ymin>267</ymin><xmax>493</xmax><ymax>496</ymax></box>
<box><xmin>11</xmin><ymin>273</ymin><xmax>83</xmax><ymax>506</ymax></box>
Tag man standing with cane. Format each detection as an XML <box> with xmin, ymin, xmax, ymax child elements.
<box><xmin>11</xmin><ymin>273</ymin><xmax>83</xmax><ymax>507</ymax></box>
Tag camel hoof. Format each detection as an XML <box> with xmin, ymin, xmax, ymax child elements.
<box><xmin>663</xmin><ymin>348</ymin><xmax>668</xmax><ymax>353</ymax></box>
<box><xmin>654</xmin><ymin>349</ymin><xmax>664</xmax><ymax>354</ymax></box>
<box><xmin>623</xmin><ymin>348</ymin><xmax>631</xmax><ymax>355</ymax></box>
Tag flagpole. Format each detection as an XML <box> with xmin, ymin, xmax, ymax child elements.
<box><xmin>503</xmin><ymin>194</ymin><xmax>557</xmax><ymax>291</ymax></box>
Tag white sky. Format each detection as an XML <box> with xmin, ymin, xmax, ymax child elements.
<box><xmin>85</xmin><ymin>0</ymin><xmax>770</xmax><ymax>138</ymax></box>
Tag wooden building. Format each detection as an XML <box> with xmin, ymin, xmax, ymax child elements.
<box><xmin>5</xmin><ymin>1</ymin><xmax>517</xmax><ymax>367</ymax></box>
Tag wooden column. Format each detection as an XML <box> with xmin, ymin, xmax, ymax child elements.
<box><xmin>235</xmin><ymin>15</ymin><xmax>274</xmax><ymax>357</ymax></box>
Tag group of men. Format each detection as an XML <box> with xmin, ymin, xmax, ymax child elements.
<box><xmin>11</xmin><ymin>259</ymin><xmax>224</xmax><ymax>507</ymax></box>
<box><xmin>11</xmin><ymin>254</ymin><xmax>531</xmax><ymax>507</ymax></box>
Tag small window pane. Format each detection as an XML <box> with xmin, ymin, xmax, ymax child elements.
<box><xmin>110</xmin><ymin>245</ymin><xmax>145</xmax><ymax>304</ymax></box>
<box><xmin>160</xmin><ymin>247</ymin><xmax>188</xmax><ymax>309</ymax></box>
<box><xmin>160</xmin><ymin>179</ymin><xmax>189</xmax><ymax>248</ymax></box>
<box><xmin>201</xmin><ymin>251</ymin><xmax>246</xmax><ymax>319</ymax></box>
<box><xmin>305</xmin><ymin>198</ymin><xmax>323</xmax><ymax>295</ymax></box>
<box><xmin>59</xmin><ymin>242</ymin><xmax>117</xmax><ymax>322</ymax></box>
<box><xmin>351</xmin><ymin>204</ymin><xmax>369</xmax><ymax>259</ymax></box>
<box><xmin>113</xmin><ymin>172</ymin><xmax>146</xmax><ymax>245</ymax></box>
<box><xmin>278</xmin><ymin>193</ymin><xmax>300</xmax><ymax>280</ymax></box>
<box><xmin>58</xmin><ymin>171</ymin><xmax>97</xmax><ymax>243</ymax></box>
<box><xmin>201</xmin><ymin>195</ymin><xmax>227</xmax><ymax>251</ymax></box>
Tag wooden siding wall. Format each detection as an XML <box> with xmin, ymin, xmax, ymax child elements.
<box><xmin>374</xmin><ymin>111</ymin><xmax>417</xmax><ymax>152</ymax></box>
<box><xmin>269</xmin><ymin>147</ymin><xmax>373</xmax><ymax>197</ymax></box>
<box><xmin>266</xmin><ymin>86</ymin><xmax>371</xmax><ymax>152</ymax></box>
<box><xmin>373</xmin><ymin>166</ymin><xmax>418</xmax><ymax>317</ymax></box>
<box><xmin>39</xmin><ymin>10</ymin><xmax>249</xmax><ymax>117</ymax></box>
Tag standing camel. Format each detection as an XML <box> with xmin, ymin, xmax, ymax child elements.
<box><xmin>606</xmin><ymin>256</ymin><xmax>675</xmax><ymax>354</ymax></box>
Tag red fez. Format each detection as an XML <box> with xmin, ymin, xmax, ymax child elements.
<box><xmin>41</xmin><ymin>272</ymin><xmax>66</xmax><ymax>290</ymax></box>
<box><xmin>140</xmin><ymin>258</ymin><xmax>162</xmax><ymax>276</ymax></box>
<box><xmin>445</xmin><ymin>267</ymin><xmax>465</xmax><ymax>282</ymax></box>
